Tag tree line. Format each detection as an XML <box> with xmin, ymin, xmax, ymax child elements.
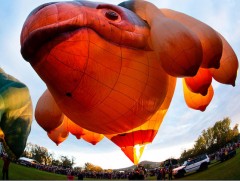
<box><xmin>22</xmin><ymin>143</ymin><xmax>75</xmax><ymax>168</ymax></box>
<box><xmin>179</xmin><ymin>117</ymin><xmax>239</xmax><ymax>163</ymax></box>
<box><xmin>22</xmin><ymin>143</ymin><xmax>109</xmax><ymax>172</ymax></box>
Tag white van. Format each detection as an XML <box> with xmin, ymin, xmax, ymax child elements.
<box><xmin>18</xmin><ymin>157</ymin><xmax>39</xmax><ymax>166</ymax></box>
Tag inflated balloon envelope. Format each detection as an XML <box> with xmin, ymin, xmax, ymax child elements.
<box><xmin>20</xmin><ymin>0</ymin><xmax>169</xmax><ymax>135</ymax></box>
<box><xmin>36</xmin><ymin>89</ymin><xmax>104</xmax><ymax>145</ymax></box>
<box><xmin>35</xmin><ymin>89</ymin><xmax>64</xmax><ymax>133</ymax></box>
<box><xmin>105</xmin><ymin>76</ymin><xmax>176</xmax><ymax>164</ymax></box>
<box><xmin>20</xmin><ymin>0</ymin><xmax>238</xmax><ymax>164</ymax></box>
<box><xmin>0</xmin><ymin>68</ymin><xmax>33</xmax><ymax>159</ymax></box>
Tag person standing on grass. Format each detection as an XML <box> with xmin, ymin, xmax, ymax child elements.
<box><xmin>168</xmin><ymin>164</ymin><xmax>173</xmax><ymax>180</ymax></box>
<box><xmin>2</xmin><ymin>154</ymin><xmax>10</xmax><ymax>180</ymax></box>
<box><xmin>161</xmin><ymin>167</ymin><xmax>166</xmax><ymax>180</ymax></box>
<box><xmin>157</xmin><ymin>168</ymin><xmax>162</xmax><ymax>180</ymax></box>
<box><xmin>78</xmin><ymin>171</ymin><xmax>84</xmax><ymax>180</ymax></box>
<box><xmin>67</xmin><ymin>171</ymin><xmax>74</xmax><ymax>180</ymax></box>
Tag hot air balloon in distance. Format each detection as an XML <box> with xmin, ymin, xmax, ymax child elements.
<box><xmin>20</xmin><ymin>0</ymin><xmax>238</xmax><ymax>164</ymax></box>
<box><xmin>0</xmin><ymin>68</ymin><xmax>33</xmax><ymax>159</ymax></box>
<box><xmin>20</xmin><ymin>0</ymin><xmax>170</xmax><ymax>135</ymax></box>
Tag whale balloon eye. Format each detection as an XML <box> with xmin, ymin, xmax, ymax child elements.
<box><xmin>105</xmin><ymin>10</ymin><xmax>119</xmax><ymax>20</ymax></box>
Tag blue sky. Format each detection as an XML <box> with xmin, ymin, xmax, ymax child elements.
<box><xmin>0</xmin><ymin>0</ymin><xmax>240</xmax><ymax>169</ymax></box>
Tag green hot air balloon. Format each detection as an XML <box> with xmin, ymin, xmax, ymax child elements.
<box><xmin>0</xmin><ymin>68</ymin><xmax>32</xmax><ymax>159</ymax></box>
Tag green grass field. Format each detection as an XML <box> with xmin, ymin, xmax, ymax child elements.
<box><xmin>0</xmin><ymin>148</ymin><xmax>239</xmax><ymax>180</ymax></box>
<box><xmin>0</xmin><ymin>160</ymin><xmax>73</xmax><ymax>180</ymax></box>
<box><xmin>178</xmin><ymin>148</ymin><xmax>240</xmax><ymax>180</ymax></box>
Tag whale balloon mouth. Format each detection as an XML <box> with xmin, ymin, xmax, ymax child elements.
<box><xmin>21</xmin><ymin>1</ymin><xmax>151</xmax><ymax>64</ymax></box>
<box><xmin>20</xmin><ymin>1</ymin><xmax>86</xmax><ymax>63</ymax></box>
<box><xmin>21</xmin><ymin>23</ymin><xmax>82</xmax><ymax>63</ymax></box>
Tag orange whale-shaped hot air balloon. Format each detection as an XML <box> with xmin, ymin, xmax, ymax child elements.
<box><xmin>20</xmin><ymin>1</ymin><xmax>169</xmax><ymax>135</ymax></box>
<box><xmin>20</xmin><ymin>0</ymin><xmax>238</xmax><ymax>163</ymax></box>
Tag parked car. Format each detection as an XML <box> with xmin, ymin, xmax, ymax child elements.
<box><xmin>173</xmin><ymin>154</ymin><xmax>210</xmax><ymax>178</ymax></box>
<box><xmin>17</xmin><ymin>157</ymin><xmax>39</xmax><ymax>167</ymax></box>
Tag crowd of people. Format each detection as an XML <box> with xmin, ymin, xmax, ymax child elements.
<box><xmin>65</xmin><ymin>165</ymin><xmax>147</xmax><ymax>180</ymax></box>
<box><xmin>1</xmin><ymin>141</ymin><xmax>239</xmax><ymax>180</ymax></box>
<box><xmin>147</xmin><ymin>164</ymin><xmax>173</xmax><ymax>180</ymax></box>
<box><xmin>157</xmin><ymin>166</ymin><xmax>173</xmax><ymax>180</ymax></box>
<box><xmin>211</xmin><ymin>142</ymin><xmax>239</xmax><ymax>162</ymax></box>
